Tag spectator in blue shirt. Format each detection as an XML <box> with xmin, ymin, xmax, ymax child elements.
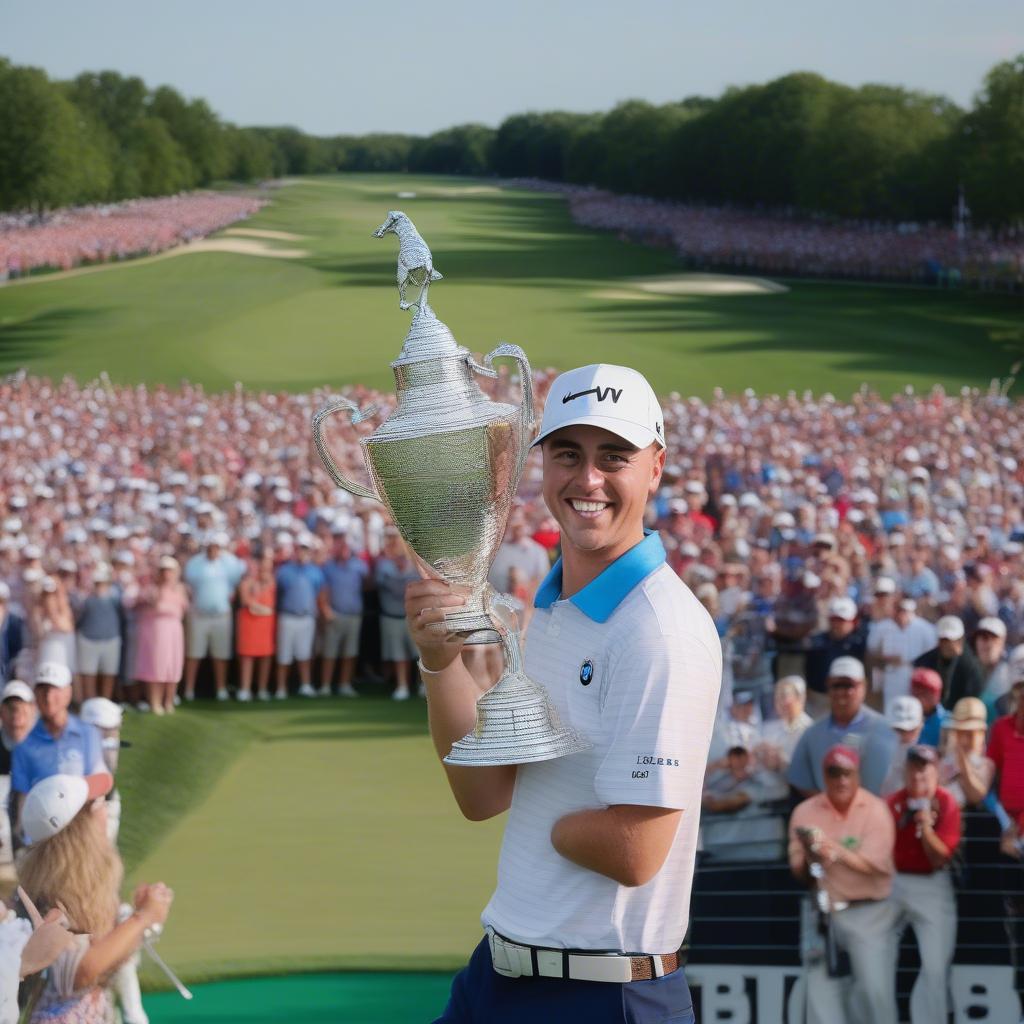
<box><xmin>11</xmin><ymin>661</ymin><xmax>109</xmax><ymax>842</ymax></box>
<box><xmin>0</xmin><ymin>583</ymin><xmax>25</xmax><ymax>682</ymax></box>
<box><xmin>787</xmin><ymin>656</ymin><xmax>897</xmax><ymax>796</ymax></box>
<box><xmin>182</xmin><ymin>533</ymin><xmax>246</xmax><ymax>701</ymax></box>
<box><xmin>275</xmin><ymin>535</ymin><xmax>326</xmax><ymax>698</ymax></box>
<box><xmin>318</xmin><ymin>532</ymin><xmax>369</xmax><ymax>698</ymax></box>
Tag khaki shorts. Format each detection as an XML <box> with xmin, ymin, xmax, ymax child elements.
<box><xmin>187</xmin><ymin>612</ymin><xmax>232</xmax><ymax>660</ymax></box>
<box><xmin>277</xmin><ymin>614</ymin><xmax>316</xmax><ymax>665</ymax></box>
<box><xmin>76</xmin><ymin>634</ymin><xmax>122</xmax><ymax>676</ymax></box>
<box><xmin>322</xmin><ymin>614</ymin><xmax>362</xmax><ymax>659</ymax></box>
<box><xmin>380</xmin><ymin>615</ymin><xmax>418</xmax><ymax>663</ymax></box>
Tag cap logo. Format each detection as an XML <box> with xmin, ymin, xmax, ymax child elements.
<box><xmin>579</xmin><ymin>660</ymin><xmax>594</xmax><ymax>686</ymax></box>
<box><xmin>562</xmin><ymin>387</ymin><xmax>622</xmax><ymax>405</ymax></box>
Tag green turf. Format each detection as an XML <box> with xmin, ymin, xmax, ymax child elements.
<box><xmin>119</xmin><ymin>694</ymin><xmax>503</xmax><ymax>987</ymax></box>
<box><xmin>0</xmin><ymin>174</ymin><xmax>1020</xmax><ymax>397</ymax></box>
<box><xmin>144</xmin><ymin>972</ymin><xmax>452</xmax><ymax>1024</ymax></box>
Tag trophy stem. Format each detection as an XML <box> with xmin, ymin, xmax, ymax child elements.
<box><xmin>443</xmin><ymin>625</ymin><xmax>590</xmax><ymax>767</ymax></box>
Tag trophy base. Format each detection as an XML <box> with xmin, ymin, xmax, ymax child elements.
<box><xmin>443</xmin><ymin>671</ymin><xmax>590</xmax><ymax>767</ymax></box>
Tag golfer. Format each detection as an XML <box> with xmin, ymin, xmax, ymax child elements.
<box><xmin>407</xmin><ymin>364</ymin><xmax>721</xmax><ymax>1023</ymax></box>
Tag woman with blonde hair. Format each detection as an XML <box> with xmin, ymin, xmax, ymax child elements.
<box><xmin>16</xmin><ymin>774</ymin><xmax>173</xmax><ymax>1022</ymax></box>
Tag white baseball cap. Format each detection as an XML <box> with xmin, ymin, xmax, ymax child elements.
<box><xmin>1</xmin><ymin>680</ymin><xmax>34</xmax><ymax>704</ymax></box>
<box><xmin>976</xmin><ymin>616</ymin><xmax>1007</xmax><ymax>639</ymax></box>
<box><xmin>80</xmin><ymin>696</ymin><xmax>123</xmax><ymax>730</ymax></box>
<box><xmin>888</xmin><ymin>695</ymin><xmax>923</xmax><ymax>731</ymax></box>
<box><xmin>828</xmin><ymin>656</ymin><xmax>865</xmax><ymax>682</ymax></box>
<box><xmin>22</xmin><ymin>773</ymin><xmax>112</xmax><ymax>844</ymax></box>
<box><xmin>34</xmin><ymin>661</ymin><xmax>72</xmax><ymax>688</ymax></box>
<box><xmin>874</xmin><ymin>576</ymin><xmax>896</xmax><ymax>595</ymax></box>
<box><xmin>936</xmin><ymin>615</ymin><xmax>965</xmax><ymax>641</ymax></box>
<box><xmin>828</xmin><ymin>596</ymin><xmax>858</xmax><ymax>621</ymax></box>
<box><xmin>532</xmin><ymin>364</ymin><xmax>665</xmax><ymax>450</ymax></box>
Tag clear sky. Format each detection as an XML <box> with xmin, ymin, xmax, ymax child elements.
<box><xmin>4</xmin><ymin>0</ymin><xmax>1022</xmax><ymax>135</ymax></box>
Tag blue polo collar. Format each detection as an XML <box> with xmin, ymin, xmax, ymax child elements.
<box><xmin>534</xmin><ymin>531</ymin><xmax>666</xmax><ymax>623</ymax></box>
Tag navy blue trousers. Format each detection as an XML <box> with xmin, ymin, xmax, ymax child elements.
<box><xmin>432</xmin><ymin>937</ymin><xmax>695</xmax><ymax>1024</ymax></box>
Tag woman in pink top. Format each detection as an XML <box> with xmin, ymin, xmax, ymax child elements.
<box><xmin>133</xmin><ymin>556</ymin><xmax>188</xmax><ymax>715</ymax></box>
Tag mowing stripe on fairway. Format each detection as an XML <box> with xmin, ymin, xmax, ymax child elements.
<box><xmin>125</xmin><ymin>697</ymin><xmax>502</xmax><ymax>985</ymax></box>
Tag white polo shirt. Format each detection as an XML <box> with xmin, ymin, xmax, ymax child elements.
<box><xmin>481</xmin><ymin>533</ymin><xmax>721</xmax><ymax>954</ymax></box>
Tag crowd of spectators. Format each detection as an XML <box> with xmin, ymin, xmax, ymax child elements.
<box><xmin>510</xmin><ymin>179</ymin><xmax>1024</xmax><ymax>290</ymax></box>
<box><xmin>0</xmin><ymin>364</ymin><xmax>1023</xmax><ymax>1016</ymax></box>
<box><xmin>0</xmin><ymin>193</ymin><xmax>265</xmax><ymax>279</ymax></box>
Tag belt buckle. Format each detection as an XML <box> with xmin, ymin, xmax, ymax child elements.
<box><xmin>487</xmin><ymin>929</ymin><xmax>524</xmax><ymax>979</ymax></box>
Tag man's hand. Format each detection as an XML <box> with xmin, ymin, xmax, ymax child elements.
<box><xmin>133</xmin><ymin>882</ymin><xmax>174</xmax><ymax>929</ymax></box>
<box><xmin>405</xmin><ymin>579</ymin><xmax>469</xmax><ymax>672</ymax></box>
<box><xmin>1001</xmin><ymin>825</ymin><xmax>1023</xmax><ymax>860</ymax></box>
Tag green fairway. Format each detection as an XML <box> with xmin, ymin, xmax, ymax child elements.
<box><xmin>119</xmin><ymin>695</ymin><xmax>502</xmax><ymax>987</ymax></box>
<box><xmin>0</xmin><ymin>174</ymin><xmax>1020</xmax><ymax>397</ymax></box>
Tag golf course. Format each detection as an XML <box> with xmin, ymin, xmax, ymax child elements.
<box><xmin>1</xmin><ymin>174</ymin><xmax>1021</xmax><ymax>398</ymax></box>
<box><xmin>4</xmin><ymin>174</ymin><xmax>1024</xmax><ymax>1021</ymax></box>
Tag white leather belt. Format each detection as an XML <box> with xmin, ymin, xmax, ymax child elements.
<box><xmin>485</xmin><ymin>927</ymin><xmax>681</xmax><ymax>984</ymax></box>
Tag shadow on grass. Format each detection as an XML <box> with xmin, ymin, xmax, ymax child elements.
<box><xmin>0</xmin><ymin>306</ymin><xmax>107</xmax><ymax>372</ymax></box>
<box><xmin>578</xmin><ymin>286</ymin><xmax>1024</xmax><ymax>386</ymax></box>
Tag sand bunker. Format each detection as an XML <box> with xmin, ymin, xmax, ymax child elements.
<box><xmin>629</xmin><ymin>273</ymin><xmax>789</xmax><ymax>296</ymax></box>
<box><xmin>224</xmin><ymin>228</ymin><xmax>305</xmax><ymax>242</ymax></box>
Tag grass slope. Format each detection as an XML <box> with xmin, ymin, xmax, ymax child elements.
<box><xmin>0</xmin><ymin>174</ymin><xmax>1020</xmax><ymax>397</ymax></box>
<box><xmin>120</xmin><ymin>695</ymin><xmax>502</xmax><ymax>986</ymax></box>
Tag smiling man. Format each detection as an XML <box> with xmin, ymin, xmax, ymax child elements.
<box><xmin>407</xmin><ymin>364</ymin><xmax>721</xmax><ymax>1024</ymax></box>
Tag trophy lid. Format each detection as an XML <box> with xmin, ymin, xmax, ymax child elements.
<box><xmin>392</xmin><ymin>304</ymin><xmax>466</xmax><ymax>367</ymax></box>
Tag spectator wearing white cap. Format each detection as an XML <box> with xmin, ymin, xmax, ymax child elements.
<box><xmin>182</xmin><ymin>533</ymin><xmax>245</xmax><ymax>701</ymax></box>
<box><xmin>10</xmin><ymin>662</ymin><xmax>110</xmax><ymax>843</ymax></box>
<box><xmin>866</xmin><ymin>597</ymin><xmax>937</xmax><ymax>710</ymax></box>
<box><xmin>787</xmin><ymin>656</ymin><xmax>897</xmax><ymax>796</ymax></box>
<box><xmin>973</xmin><ymin>616</ymin><xmax>1011</xmax><ymax>721</ymax></box>
<box><xmin>805</xmin><ymin>596</ymin><xmax>866</xmax><ymax>715</ymax></box>
<box><xmin>17</xmin><ymin>773</ymin><xmax>173</xmax><ymax>1024</ymax></box>
<box><xmin>274</xmin><ymin>535</ymin><xmax>325</xmax><ymax>699</ymax></box>
<box><xmin>880</xmin><ymin>695</ymin><xmax>924</xmax><ymax>797</ymax></box>
<box><xmin>913</xmin><ymin>614</ymin><xmax>985</xmax><ymax>708</ymax></box>
<box><xmin>79</xmin><ymin>697</ymin><xmax>125</xmax><ymax>843</ymax></box>
<box><xmin>0</xmin><ymin>583</ymin><xmax>25</xmax><ymax>683</ymax></box>
<box><xmin>74</xmin><ymin>563</ymin><xmax>123</xmax><ymax>703</ymax></box>
<box><xmin>0</xmin><ymin>679</ymin><xmax>35</xmax><ymax>882</ymax></box>
<box><xmin>318</xmin><ymin>533</ymin><xmax>369</xmax><ymax>698</ymax></box>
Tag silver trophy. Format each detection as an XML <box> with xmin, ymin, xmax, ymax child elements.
<box><xmin>312</xmin><ymin>211</ymin><xmax>588</xmax><ymax>766</ymax></box>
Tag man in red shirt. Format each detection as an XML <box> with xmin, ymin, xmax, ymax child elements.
<box><xmin>988</xmin><ymin>678</ymin><xmax>1024</xmax><ymax>824</ymax></box>
<box><xmin>885</xmin><ymin>745</ymin><xmax>961</xmax><ymax>1024</ymax></box>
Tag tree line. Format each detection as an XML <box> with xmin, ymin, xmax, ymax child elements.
<box><xmin>1</xmin><ymin>55</ymin><xmax>1020</xmax><ymax>226</ymax></box>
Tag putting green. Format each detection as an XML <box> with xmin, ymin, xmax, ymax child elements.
<box><xmin>0</xmin><ymin>174</ymin><xmax>1020</xmax><ymax>397</ymax></box>
<box><xmin>121</xmin><ymin>697</ymin><xmax>502</xmax><ymax>985</ymax></box>
<box><xmin>144</xmin><ymin>972</ymin><xmax>452</xmax><ymax>1024</ymax></box>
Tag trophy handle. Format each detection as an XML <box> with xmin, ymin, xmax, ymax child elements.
<box><xmin>311</xmin><ymin>397</ymin><xmax>381</xmax><ymax>501</ymax></box>
<box><xmin>483</xmin><ymin>343</ymin><xmax>536</xmax><ymax>433</ymax></box>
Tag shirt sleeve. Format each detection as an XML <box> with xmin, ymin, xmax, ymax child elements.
<box><xmin>83</xmin><ymin>724</ymin><xmax>108</xmax><ymax>777</ymax></box>
<box><xmin>786</xmin><ymin>730</ymin><xmax>817</xmax><ymax>792</ymax></box>
<box><xmin>593</xmin><ymin>629</ymin><xmax>720</xmax><ymax>810</ymax></box>
<box><xmin>10</xmin><ymin>746</ymin><xmax>28</xmax><ymax>795</ymax></box>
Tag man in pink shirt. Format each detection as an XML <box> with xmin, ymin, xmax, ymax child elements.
<box><xmin>789</xmin><ymin>745</ymin><xmax>896</xmax><ymax>1024</ymax></box>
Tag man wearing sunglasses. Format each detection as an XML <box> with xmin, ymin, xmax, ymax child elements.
<box><xmin>789</xmin><ymin>745</ymin><xmax>897</xmax><ymax>1024</ymax></box>
<box><xmin>787</xmin><ymin>656</ymin><xmax>897</xmax><ymax>797</ymax></box>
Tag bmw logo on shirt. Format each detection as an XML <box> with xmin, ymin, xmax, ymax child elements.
<box><xmin>579</xmin><ymin>660</ymin><xmax>594</xmax><ymax>686</ymax></box>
